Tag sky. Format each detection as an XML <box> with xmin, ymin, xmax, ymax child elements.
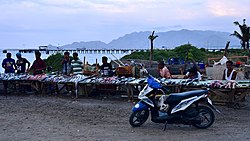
<box><xmin>0</xmin><ymin>0</ymin><xmax>250</xmax><ymax>49</ymax></box>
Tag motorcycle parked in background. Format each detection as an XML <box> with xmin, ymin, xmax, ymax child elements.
<box><xmin>129</xmin><ymin>75</ymin><xmax>221</xmax><ymax>129</ymax></box>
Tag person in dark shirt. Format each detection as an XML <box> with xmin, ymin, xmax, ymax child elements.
<box><xmin>2</xmin><ymin>52</ymin><xmax>16</xmax><ymax>73</ymax></box>
<box><xmin>2</xmin><ymin>52</ymin><xmax>17</xmax><ymax>95</ymax></box>
<box><xmin>61</xmin><ymin>51</ymin><xmax>71</xmax><ymax>75</ymax></box>
<box><xmin>100</xmin><ymin>56</ymin><xmax>113</xmax><ymax>76</ymax></box>
<box><xmin>27</xmin><ymin>51</ymin><xmax>46</xmax><ymax>75</ymax></box>
<box><xmin>16</xmin><ymin>52</ymin><xmax>30</xmax><ymax>74</ymax></box>
<box><xmin>184</xmin><ymin>66</ymin><xmax>202</xmax><ymax>80</ymax></box>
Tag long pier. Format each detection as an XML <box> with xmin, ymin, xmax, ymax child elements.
<box><xmin>45</xmin><ymin>48</ymin><xmax>148</xmax><ymax>54</ymax></box>
<box><xmin>3</xmin><ymin>48</ymin><xmax>149</xmax><ymax>54</ymax></box>
<box><xmin>3</xmin><ymin>47</ymin><xmax>239</xmax><ymax>54</ymax></box>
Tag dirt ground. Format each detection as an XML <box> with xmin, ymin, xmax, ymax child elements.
<box><xmin>0</xmin><ymin>93</ymin><xmax>250</xmax><ymax>141</ymax></box>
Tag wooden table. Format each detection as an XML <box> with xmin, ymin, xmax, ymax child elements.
<box><xmin>209</xmin><ymin>88</ymin><xmax>248</xmax><ymax>108</ymax></box>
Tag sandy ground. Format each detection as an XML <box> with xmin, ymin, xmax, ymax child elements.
<box><xmin>0</xmin><ymin>93</ymin><xmax>250</xmax><ymax>141</ymax></box>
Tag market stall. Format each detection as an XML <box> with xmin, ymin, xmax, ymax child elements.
<box><xmin>78</xmin><ymin>76</ymin><xmax>132</xmax><ymax>97</ymax></box>
<box><xmin>0</xmin><ymin>73</ymin><xmax>88</xmax><ymax>97</ymax></box>
<box><xmin>1</xmin><ymin>73</ymin><xmax>249</xmax><ymax>108</ymax></box>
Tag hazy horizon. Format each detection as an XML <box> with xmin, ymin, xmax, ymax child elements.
<box><xmin>1</xmin><ymin>0</ymin><xmax>249</xmax><ymax>49</ymax></box>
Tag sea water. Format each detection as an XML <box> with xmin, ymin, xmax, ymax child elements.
<box><xmin>0</xmin><ymin>50</ymin><xmax>129</xmax><ymax>73</ymax></box>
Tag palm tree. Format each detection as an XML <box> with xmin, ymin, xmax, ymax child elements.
<box><xmin>148</xmin><ymin>31</ymin><xmax>158</xmax><ymax>68</ymax></box>
<box><xmin>231</xmin><ymin>19</ymin><xmax>250</xmax><ymax>50</ymax></box>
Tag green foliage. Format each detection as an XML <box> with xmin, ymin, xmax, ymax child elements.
<box><xmin>44</xmin><ymin>53</ymin><xmax>63</xmax><ymax>72</ymax></box>
<box><xmin>232</xmin><ymin>19</ymin><xmax>250</xmax><ymax>50</ymax></box>
<box><xmin>122</xmin><ymin>49</ymin><xmax>179</xmax><ymax>62</ymax></box>
<box><xmin>122</xmin><ymin>44</ymin><xmax>207</xmax><ymax>62</ymax></box>
<box><xmin>152</xmin><ymin>50</ymin><xmax>177</xmax><ymax>61</ymax></box>
<box><xmin>122</xmin><ymin>51</ymin><xmax>150</xmax><ymax>60</ymax></box>
<box><xmin>172</xmin><ymin>44</ymin><xmax>206</xmax><ymax>61</ymax></box>
<box><xmin>121</xmin><ymin>44</ymin><xmax>248</xmax><ymax>64</ymax></box>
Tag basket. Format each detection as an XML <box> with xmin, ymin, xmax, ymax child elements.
<box><xmin>116</xmin><ymin>66</ymin><xmax>132</xmax><ymax>76</ymax></box>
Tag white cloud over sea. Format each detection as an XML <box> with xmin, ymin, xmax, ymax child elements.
<box><xmin>0</xmin><ymin>0</ymin><xmax>249</xmax><ymax>49</ymax></box>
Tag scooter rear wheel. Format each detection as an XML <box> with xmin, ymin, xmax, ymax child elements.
<box><xmin>129</xmin><ymin>109</ymin><xmax>149</xmax><ymax>127</ymax></box>
<box><xmin>192</xmin><ymin>105</ymin><xmax>215</xmax><ymax>129</ymax></box>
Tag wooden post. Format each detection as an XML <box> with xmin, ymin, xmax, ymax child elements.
<box><xmin>96</xmin><ymin>58</ymin><xmax>98</xmax><ymax>74</ymax></box>
<box><xmin>83</xmin><ymin>56</ymin><xmax>86</xmax><ymax>73</ymax></box>
<box><xmin>150</xmin><ymin>39</ymin><xmax>153</xmax><ymax>68</ymax></box>
<box><xmin>223</xmin><ymin>41</ymin><xmax>230</xmax><ymax>57</ymax></box>
<box><xmin>148</xmin><ymin>31</ymin><xmax>158</xmax><ymax>68</ymax></box>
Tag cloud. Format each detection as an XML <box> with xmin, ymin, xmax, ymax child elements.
<box><xmin>0</xmin><ymin>0</ymin><xmax>250</xmax><ymax>48</ymax></box>
<box><xmin>207</xmin><ymin>0</ymin><xmax>250</xmax><ymax>17</ymax></box>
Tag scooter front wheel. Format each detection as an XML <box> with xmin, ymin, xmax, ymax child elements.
<box><xmin>129</xmin><ymin>109</ymin><xmax>149</xmax><ymax>127</ymax></box>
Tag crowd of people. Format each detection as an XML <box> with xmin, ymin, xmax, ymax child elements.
<box><xmin>61</xmin><ymin>52</ymin><xmax>114</xmax><ymax>76</ymax></box>
<box><xmin>1</xmin><ymin>51</ymin><xmax>115</xmax><ymax>77</ymax></box>
<box><xmin>2</xmin><ymin>51</ymin><xmax>46</xmax><ymax>75</ymax></box>
<box><xmin>1</xmin><ymin>51</ymin><xmax>47</xmax><ymax>95</ymax></box>
<box><xmin>1</xmin><ymin>51</ymin><xmax>116</xmax><ymax>95</ymax></box>
<box><xmin>1</xmin><ymin>51</ymin><xmax>243</xmax><ymax>102</ymax></box>
<box><xmin>158</xmin><ymin>60</ymin><xmax>238</xmax><ymax>81</ymax></box>
<box><xmin>2</xmin><ymin>51</ymin><xmax>239</xmax><ymax>81</ymax></box>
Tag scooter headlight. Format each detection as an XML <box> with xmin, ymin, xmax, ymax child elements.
<box><xmin>135</xmin><ymin>103</ymin><xmax>140</xmax><ymax>108</ymax></box>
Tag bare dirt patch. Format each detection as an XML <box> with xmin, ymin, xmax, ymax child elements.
<box><xmin>0</xmin><ymin>94</ymin><xmax>250</xmax><ymax>141</ymax></box>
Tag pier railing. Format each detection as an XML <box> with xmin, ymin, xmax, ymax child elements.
<box><xmin>6</xmin><ymin>48</ymin><xmax>149</xmax><ymax>54</ymax></box>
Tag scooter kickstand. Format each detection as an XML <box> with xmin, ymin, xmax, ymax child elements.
<box><xmin>163</xmin><ymin>122</ymin><xmax>167</xmax><ymax>131</ymax></box>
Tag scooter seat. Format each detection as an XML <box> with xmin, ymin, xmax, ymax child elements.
<box><xmin>166</xmin><ymin>90</ymin><xmax>208</xmax><ymax>103</ymax></box>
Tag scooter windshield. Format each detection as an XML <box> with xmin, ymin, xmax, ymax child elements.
<box><xmin>147</xmin><ymin>76</ymin><xmax>162</xmax><ymax>89</ymax></box>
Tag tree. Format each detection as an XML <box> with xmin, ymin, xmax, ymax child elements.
<box><xmin>172</xmin><ymin>44</ymin><xmax>206</xmax><ymax>62</ymax></box>
<box><xmin>231</xmin><ymin>19</ymin><xmax>250</xmax><ymax>50</ymax></box>
<box><xmin>44</xmin><ymin>53</ymin><xmax>64</xmax><ymax>72</ymax></box>
<box><xmin>148</xmin><ymin>31</ymin><xmax>158</xmax><ymax>68</ymax></box>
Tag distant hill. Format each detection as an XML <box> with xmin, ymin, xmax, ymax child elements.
<box><xmin>48</xmin><ymin>29</ymin><xmax>240</xmax><ymax>50</ymax></box>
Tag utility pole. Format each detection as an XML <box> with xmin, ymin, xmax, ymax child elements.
<box><xmin>148</xmin><ymin>31</ymin><xmax>158</xmax><ymax>68</ymax></box>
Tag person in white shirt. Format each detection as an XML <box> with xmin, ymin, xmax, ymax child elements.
<box><xmin>222</xmin><ymin>60</ymin><xmax>237</xmax><ymax>80</ymax></box>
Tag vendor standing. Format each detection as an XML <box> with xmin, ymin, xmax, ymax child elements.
<box><xmin>61</xmin><ymin>51</ymin><xmax>71</xmax><ymax>75</ymax></box>
<box><xmin>2</xmin><ymin>52</ymin><xmax>16</xmax><ymax>73</ymax></box>
<box><xmin>222</xmin><ymin>60</ymin><xmax>237</xmax><ymax>80</ymax></box>
<box><xmin>16</xmin><ymin>52</ymin><xmax>30</xmax><ymax>74</ymax></box>
<box><xmin>71</xmin><ymin>52</ymin><xmax>83</xmax><ymax>75</ymax></box>
<box><xmin>222</xmin><ymin>60</ymin><xmax>241</xmax><ymax>107</ymax></box>
<box><xmin>2</xmin><ymin>52</ymin><xmax>17</xmax><ymax>95</ymax></box>
<box><xmin>100</xmin><ymin>56</ymin><xmax>113</xmax><ymax>76</ymax></box>
<box><xmin>26</xmin><ymin>51</ymin><xmax>46</xmax><ymax>93</ymax></box>
<box><xmin>27</xmin><ymin>51</ymin><xmax>46</xmax><ymax>75</ymax></box>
